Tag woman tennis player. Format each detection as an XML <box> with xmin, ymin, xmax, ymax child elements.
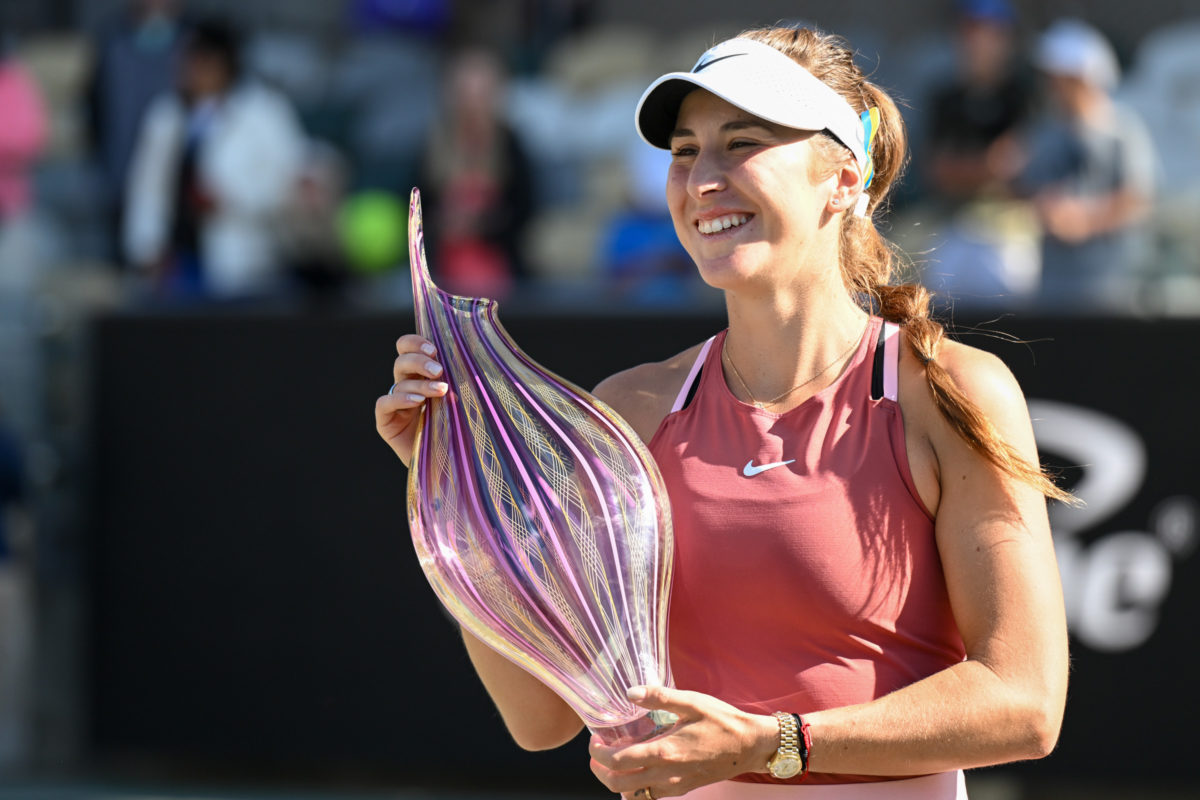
<box><xmin>377</xmin><ymin>24</ymin><xmax>1069</xmax><ymax>799</ymax></box>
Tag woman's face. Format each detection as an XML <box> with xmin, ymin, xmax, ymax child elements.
<box><xmin>665</xmin><ymin>89</ymin><xmax>838</xmax><ymax>291</ymax></box>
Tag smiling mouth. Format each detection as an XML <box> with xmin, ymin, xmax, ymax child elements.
<box><xmin>697</xmin><ymin>214</ymin><xmax>752</xmax><ymax>235</ymax></box>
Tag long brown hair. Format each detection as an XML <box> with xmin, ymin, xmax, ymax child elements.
<box><xmin>740</xmin><ymin>25</ymin><xmax>1071</xmax><ymax>503</ymax></box>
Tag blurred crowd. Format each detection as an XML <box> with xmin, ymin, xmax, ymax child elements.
<box><xmin>909</xmin><ymin>1</ymin><xmax>1164</xmax><ymax>313</ymax></box>
<box><xmin>1</xmin><ymin>0</ymin><xmax>1198</xmax><ymax>321</ymax></box>
<box><xmin>0</xmin><ymin>2</ymin><xmax>1195</xmax><ymax>462</ymax></box>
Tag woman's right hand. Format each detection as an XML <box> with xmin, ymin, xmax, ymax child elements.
<box><xmin>375</xmin><ymin>334</ymin><xmax>449</xmax><ymax>467</ymax></box>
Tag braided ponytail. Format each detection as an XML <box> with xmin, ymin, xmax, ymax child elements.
<box><xmin>742</xmin><ymin>26</ymin><xmax>1072</xmax><ymax>503</ymax></box>
<box><xmin>875</xmin><ymin>284</ymin><xmax>1073</xmax><ymax>502</ymax></box>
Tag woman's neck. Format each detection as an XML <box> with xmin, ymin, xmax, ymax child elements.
<box><xmin>722</xmin><ymin>268</ymin><xmax>870</xmax><ymax>409</ymax></box>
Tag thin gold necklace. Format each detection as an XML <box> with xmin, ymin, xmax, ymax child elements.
<box><xmin>723</xmin><ymin>324</ymin><xmax>866</xmax><ymax>410</ymax></box>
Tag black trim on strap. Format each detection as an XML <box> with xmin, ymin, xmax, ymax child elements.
<box><xmin>870</xmin><ymin>323</ymin><xmax>887</xmax><ymax>401</ymax></box>
<box><xmin>681</xmin><ymin>364</ymin><xmax>703</xmax><ymax>410</ymax></box>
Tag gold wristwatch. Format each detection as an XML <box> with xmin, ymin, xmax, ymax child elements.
<box><xmin>766</xmin><ymin>711</ymin><xmax>804</xmax><ymax>779</ymax></box>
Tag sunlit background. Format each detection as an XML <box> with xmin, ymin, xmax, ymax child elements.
<box><xmin>1</xmin><ymin>0</ymin><xmax>1198</xmax><ymax>798</ymax></box>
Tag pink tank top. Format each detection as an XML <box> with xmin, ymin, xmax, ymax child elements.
<box><xmin>648</xmin><ymin>317</ymin><xmax>967</xmax><ymax>785</ymax></box>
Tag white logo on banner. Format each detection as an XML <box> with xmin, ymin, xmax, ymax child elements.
<box><xmin>1030</xmin><ymin>400</ymin><xmax>1197</xmax><ymax>652</ymax></box>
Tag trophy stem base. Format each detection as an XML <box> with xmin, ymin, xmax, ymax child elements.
<box><xmin>589</xmin><ymin>710</ymin><xmax>678</xmax><ymax>746</ymax></box>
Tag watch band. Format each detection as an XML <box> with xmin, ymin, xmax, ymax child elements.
<box><xmin>774</xmin><ymin>711</ymin><xmax>800</xmax><ymax>755</ymax></box>
<box><xmin>767</xmin><ymin>711</ymin><xmax>804</xmax><ymax>779</ymax></box>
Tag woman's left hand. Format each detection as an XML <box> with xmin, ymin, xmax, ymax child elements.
<box><xmin>589</xmin><ymin>686</ymin><xmax>777</xmax><ymax>799</ymax></box>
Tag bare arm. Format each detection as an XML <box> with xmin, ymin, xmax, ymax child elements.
<box><xmin>1036</xmin><ymin>187</ymin><xmax>1150</xmax><ymax>244</ymax></box>
<box><xmin>590</xmin><ymin>342</ymin><xmax>1068</xmax><ymax>794</ymax></box>
<box><xmin>800</xmin><ymin>347</ymin><xmax>1067</xmax><ymax>773</ymax></box>
<box><xmin>460</xmin><ymin>629</ymin><xmax>584</xmax><ymax>750</ymax></box>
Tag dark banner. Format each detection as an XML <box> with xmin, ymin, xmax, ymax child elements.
<box><xmin>85</xmin><ymin>311</ymin><xmax>1197</xmax><ymax>787</ymax></box>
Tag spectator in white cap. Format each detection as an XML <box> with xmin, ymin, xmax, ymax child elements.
<box><xmin>1035</xmin><ymin>18</ymin><xmax>1120</xmax><ymax>91</ymax></box>
<box><xmin>1016</xmin><ymin>18</ymin><xmax>1158</xmax><ymax>310</ymax></box>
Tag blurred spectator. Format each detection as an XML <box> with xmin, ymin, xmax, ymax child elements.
<box><xmin>600</xmin><ymin>140</ymin><xmax>695</xmax><ymax>305</ymax></box>
<box><xmin>416</xmin><ymin>47</ymin><xmax>535</xmax><ymax>299</ymax></box>
<box><xmin>123</xmin><ymin>19</ymin><xmax>307</xmax><ymax>299</ymax></box>
<box><xmin>1016</xmin><ymin>19</ymin><xmax>1158</xmax><ymax>310</ymax></box>
<box><xmin>927</xmin><ymin>0</ymin><xmax>1030</xmax><ymax>203</ymax></box>
<box><xmin>920</xmin><ymin>0</ymin><xmax>1040</xmax><ymax>306</ymax></box>
<box><xmin>0</xmin><ymin>32</ymin><xmax>48</xmax><ymax>461</ymax></box>
<box><xmin>0</xmin><ymin>27</ymin><xmax>48</xmax><ymax>248</ymax></box>
<box><xmin>0</xmin><ymin>25</ymin><xmax>48</xmax><ymax>332</ymax></box>
<box><xmin>86</xmin><ymin>0</ymin><xmax>188</xmax><ymax>262</ymax></box>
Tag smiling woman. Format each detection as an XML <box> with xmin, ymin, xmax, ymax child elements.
<box><xmin>376</xmin><ymin>22</ymin><xmax>1071</xmax><ymax>800</ymax></box>
<box><xmin>664</xmin><ymin>96</ymin><xmax>840</xmax><ymax>296</ymax></box>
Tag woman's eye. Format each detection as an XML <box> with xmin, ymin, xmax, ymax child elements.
<box><xmin>671</xmin><ymin>145</ymin><xmax>698</xmax><ymax>158</ymax></box>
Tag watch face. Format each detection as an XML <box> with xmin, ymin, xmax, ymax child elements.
<box><xmin>769</xmin><ymin>754</ymin><xmax>803</xmax><ymax>779</ymax></box>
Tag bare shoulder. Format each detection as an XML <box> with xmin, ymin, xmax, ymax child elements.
<box><xmin>592</xmin><ymin>341</ymin><xmax>709</xmax><ymax>444</ymax></box>
<box><xmin>930</xmin><ymin>338</ymin><xmax>1026</xmax><ymax>408</ymax></box>
<box><xmin>899</xmin><ymin>333</ymin><xmax>1036</xmax><ymax>461</ymax></box>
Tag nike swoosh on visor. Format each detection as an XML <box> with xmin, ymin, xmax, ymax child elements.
<box><xmin>693</xmin><ymin>53</ymin><xmax>745</xmax><ymax>72</ymax></box>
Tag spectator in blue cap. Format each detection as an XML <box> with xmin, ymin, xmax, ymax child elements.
<box><xmin>921</xmin><ymin>0</ymin><xmax>1039</xmax><ymax>306</ymax></box>
<box><xmin>927</xmin><ymin>0</ymin><xmax>1027</xmax><ymax>200</ymax></box>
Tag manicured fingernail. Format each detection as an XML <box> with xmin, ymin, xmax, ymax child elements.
<box><xmin>406</xmin><ymin>393</ymin><xmax>424</xmax><ymax>403</ymax></box>
<box><xmin>421</xmin><ymin>342</ymin><xmax>436</xmax><ymax>356</ymax></box>
<box><xmin>426</xmin><ymin>360</ymin><xmax>443</xmax><ymax>377</ymax></box>
<box><xmin>626</xmin><ymin>686</ymin><xmax>646</xmax><ymax>702</ymax></box>
<box><xmin>430</xmin><ymin>381</ymin><xmax>448</xmax><ymax>393</ymax></box>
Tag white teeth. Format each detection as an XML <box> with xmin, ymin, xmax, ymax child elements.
<box><xmin>698</xmin><ymin>214</ymin><xmax>749</xmax><ymax>235</ymax></box>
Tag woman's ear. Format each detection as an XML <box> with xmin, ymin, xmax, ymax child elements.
<box><xmin>827</xmin><ymin>160</ymin><xmax>865</xmax><ymax>214</ymax></box>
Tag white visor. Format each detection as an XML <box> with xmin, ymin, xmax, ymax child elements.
<box><xmin>635</xmin><ymin>37</ymin><xmax>868</xmax><ymax>173</ymax></box>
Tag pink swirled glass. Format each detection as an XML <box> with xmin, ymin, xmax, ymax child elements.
<box><xmin>404</xmin><ymin>189</ymin><xmax>675</xmax><ymax>745</ymax></box>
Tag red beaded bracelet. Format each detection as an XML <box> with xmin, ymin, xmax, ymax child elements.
<box><xmin>791</xmin><ymin>714</ymin><xmax>813</xmax><ymax>781</ymax></box>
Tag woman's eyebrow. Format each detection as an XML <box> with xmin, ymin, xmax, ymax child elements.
<box><xmin>722</xmin><ymin>119</ymin><xmax>774</xmax><ymax>134</ymax></box>
<box><xmin>668</xmin><ymin>119</ymin><xmax>774</xmax><ymax>144</ymax></box>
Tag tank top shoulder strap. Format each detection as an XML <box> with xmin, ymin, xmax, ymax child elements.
<box><xmin>670</xmin><ymin>335</ymin><xmax>717</xmax><ymax>413</ymax></box>
<box><xmin>870</xmin><ymin>320</ymin><xmax>901</xmax><ymax>402</ymax></box>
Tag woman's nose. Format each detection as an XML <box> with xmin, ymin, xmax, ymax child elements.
<box><xmin>688</xmin><ymin>151</ymin><xmax>726</xmax><ymax>198</ymax></box>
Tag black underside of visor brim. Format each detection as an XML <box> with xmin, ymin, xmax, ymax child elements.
<box><xmin>638</xmin><ymin>79</ymin><xmax>706</xmax><ymax>149</ymax></box>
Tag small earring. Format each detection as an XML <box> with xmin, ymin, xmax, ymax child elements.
<box><xmin>831</xmin><ymin>198</ymin><xmax>840</xmax><ymax>207</ymax></box>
